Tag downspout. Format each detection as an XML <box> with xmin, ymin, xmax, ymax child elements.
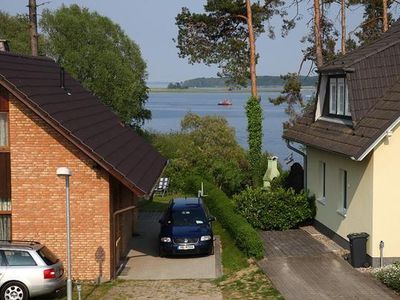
<box><xmin>286</xmin><ymin>140</ymin><xmax>307</xmax><ymax>190</ymax></box>
<box><xmin>112</xmin><ymin>205</ymin><xmax>137</xmax><ymax>279</ymax></box>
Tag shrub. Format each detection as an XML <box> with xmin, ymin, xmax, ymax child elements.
<box><xmin>234</xmin><ymin>187</ymin><xmax>315</xmax><ymax>231</ymax></box>
<box><xmin>373</xmin><ymin>262</ymin><xmax>400</xmax><ymax>292</ymax></box>
<box><xmin>184</xmin><ymin>176</ymin><xmax>264</xmax><ymax>260</ymax></box>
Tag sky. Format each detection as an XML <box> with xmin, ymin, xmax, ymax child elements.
<box><xmin>0</xmin><ymin>0</ymin><xmax>365</xmax><ymax>82</ymax></box>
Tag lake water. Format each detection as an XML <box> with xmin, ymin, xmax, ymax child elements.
<box><xmin>144</xmin><ymin>90</ymin><xmax>314</xmax><ymax>167</ymax></box>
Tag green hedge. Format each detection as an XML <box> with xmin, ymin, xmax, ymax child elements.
<box><xmin>184</xmin><ymin>176</ymin><xmax>264</xmax><ymax>260</ymax></box>
<box><xmin>234</xmin><ymin>187</ymin><xmax>315</xmax><ymax>231</ymax></box>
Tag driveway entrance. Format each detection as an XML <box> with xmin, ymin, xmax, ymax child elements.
<box><xmin>118</xmin><ymin>212</ymin><xmax>222</xmax><ymax>280</ymax></box>
<box><xmin>258</xmin><ymin>229</ymin><xmax>398</xmax><ymax>300</ymax></box>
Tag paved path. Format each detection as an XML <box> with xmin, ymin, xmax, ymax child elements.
<box><xmin>118</xmin><ymin>212</ymin><xmax>222</xmax><ymax>280</ymax></box>
<box><xmin>258</xmin><ymin>229</ymin><xmax>398</xmax><ymax>300</ymax></box>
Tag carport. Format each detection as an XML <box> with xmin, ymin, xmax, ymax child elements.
<box><xmin>118</xmin><ymin>212</ymin><xmax>222</xmax><ymax>280</ymax></box>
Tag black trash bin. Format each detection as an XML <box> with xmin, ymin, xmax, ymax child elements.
<box><xmin>347</xmin><ymin>232</ymin><xmax>369</xmax><ymax>268</ymax></box>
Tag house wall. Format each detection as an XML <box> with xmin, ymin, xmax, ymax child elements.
<box><xmin>307</xmin><ymin>147</ymin><xmax>374</xmax><ymax>255</ymax></box>
<box><xmin>371</xmin><ymin>123</ymin><xmax>400</xmax><ymax>259</ymax></box>
<box><xmin>9</xmin><ymin>94</ymin><xmax>112</xmax><ymax>281</ymax></box>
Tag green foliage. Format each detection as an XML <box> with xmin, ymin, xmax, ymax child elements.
<box><xmin>234</xmin><ymin>187</ymin><xmax>315</xmax><ymax>231</ymax></box>
<box><xmin>246</xmin><ymin>96</ymin><xmax>263</xmax><ymax>185</ymax></box>
<box><xmin>167</xmin><ymin>82</ymin><xmax>188</xmax><ymax>89</ymax></box>
<box><xmin>184</xmin><ymin>176</ymin><xmax>265</xmax><ymax>259</ymax></box>
<box><xmin>0</xmin><ymin>11</ymin><xmax>45</xmax><ymax>55</ymax></box>
<box><xmin>175</xmin><ymin>0</ymin><xmax>287</xmax><ymax>88</ymax></box>
<box><xmin>40</xmin><ymin>5</ymin><xmax>150</xmax><ymax>127</ymax></box>
<box><xmin>373</xmin><ymin>262</ymin><xmax>400</xmax><ymax>292</ymax></box>
<box><xmin>152</xmin><ymin>113</ymin><xmax>248</xmax><ymax>195</ymax></box>
<box><xmin>179</xmin><ymin>75</ymin><xmax>318</xmax><ymax>88</ymax></box>
<box><xmin>270</xmin><ymin>73</ymin><xmax>305</xmax><ymax>128</ymax></box>
<box><xmin>351</xmin><ymin>0</ymin><xmax>393</xmax><ymax>44</ymax></box>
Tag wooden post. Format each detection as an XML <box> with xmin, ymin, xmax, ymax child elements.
<box><xmin>245</xmin><ymin>0</ymin><xmax>258</xmax><ymax>99</ymax></box>
<box><xmin>28</xmin><ymin>0</ymin><xmax>38</xmax><ymax>56</ymax></box>
<box><xmin>314</xmin><ymin>0</ymin><xmax>323</xmax><ymax>68</ymax></box>
<box><xmin>341</xmin><ymin>0</ymin><xmax>346</xmax><ymax>54</ymax></box>
<box><xmin>383</xmin><ymin>0</ymin><xmax>389</xmax><ymax>32</ymax></box>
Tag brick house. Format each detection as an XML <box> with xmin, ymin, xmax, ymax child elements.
<box><xmin>0</xmin><ymin>49</ymin><xmax>167</xmax><ymax>280</ymax></box>
<box><xmin>283</xmin><ymin>21</ymin><xmax>400</xmax><ymax>266</ymax></box>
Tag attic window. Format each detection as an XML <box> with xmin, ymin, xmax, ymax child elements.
<box><xmin>326</xmin><ymin>77</ymin><xmax>351</xmax><ymax>118</ymax></box>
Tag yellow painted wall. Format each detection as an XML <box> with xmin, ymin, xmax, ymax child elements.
<box><xmin>372</xmin><ymin>123</ymin><xmax>400</xmax><ymax>258</ymax></box>
<box><xmin>307</xmin><ymin>147</ymin><xmax>374</xmax><ymax>255</ymax></box>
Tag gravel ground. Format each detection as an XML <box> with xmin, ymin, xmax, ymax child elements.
<box><xmin>103</xmin><ymin>280</ymin><xmax>223</xmax><ymax>300</ymax></box>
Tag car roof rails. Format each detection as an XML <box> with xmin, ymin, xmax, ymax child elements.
<box><xmin>0</xmin><ymin>240</ymin><xmax>40</xmax><ymax>246</ymax></box>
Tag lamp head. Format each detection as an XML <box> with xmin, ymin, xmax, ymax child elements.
<box><xmin>56</xmin><ymin>167</ymin><xmax>72</xmax><ymax>177</ymax></box>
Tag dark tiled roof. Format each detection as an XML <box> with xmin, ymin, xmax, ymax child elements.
<box><xmin>0</xmin><ymin>51</ymin><xmax>167</xmax><ymax>195</ymax></box>
<box><xmin>284</xmin><ymin>22</ymin><xmax>400</xmax><ymax>160</ymax></box>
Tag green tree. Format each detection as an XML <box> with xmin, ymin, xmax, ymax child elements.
<box><xmin>0</xmin><ymin>11</ymin><xmax>31</xmax><ymax>55</ymax></box>
<box><xmin>40</xmin><ymin>5</ymin><xmax>150</xmax><ymax>127</ymax></box>
<box><xmin>175</xmin><ymin>0</ymin><xmax>287</xmax><ymax>90</ymax></box>
<box><xmin>152</xmin><ymin>113</ymin><xmax>248</xmax><ymax>195</ymax></box>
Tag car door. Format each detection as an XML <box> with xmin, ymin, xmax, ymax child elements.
<box><xmin>0</xmin><ymin>250</ymin><xmax>8</xmax><ymax>284</ymax></box>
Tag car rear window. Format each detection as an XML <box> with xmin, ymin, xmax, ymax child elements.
<box><xmin>171</xmin><ymin>208</ymin><xmax>207</xmax><ymax>226</ymax></box>
<box><xmin>4</xmin><ymin>250</ymin><xmax>37</xmax><ymax>266</ymax></box>
<box><xmin>37</xmin><ymin>246</ymin><xmax>59</xmax><ymax>266</ymax></box>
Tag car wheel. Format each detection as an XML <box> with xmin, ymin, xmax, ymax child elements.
<box><xmin>1</xmin><ymin>281</ymin><xmax>29</xmax><ymax>300</ymax></box>
<box><xmin>209</xmin><ymin>245</ymin><xmax>214</xmax><ymax>256</ymax></box>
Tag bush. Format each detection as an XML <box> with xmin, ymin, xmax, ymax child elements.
<box><xmin>373</xmin><ymin>262</ymin><xmax>400</xmax><ymax>292</ymax></box>
<box><xmin>184</xmin><ymin>176</ymin><xmax>264</xmax><ymax>260</ymax></box>
<box><xmin>234</xmin><ymin>187</ymin><xmax>315</xmax><ymax>231</ymax></box>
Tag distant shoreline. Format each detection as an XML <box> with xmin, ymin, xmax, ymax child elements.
<box><xmin>149</xmin><ymin>86</ymin><xmax>316</xmax><ymax>93</ymax></box>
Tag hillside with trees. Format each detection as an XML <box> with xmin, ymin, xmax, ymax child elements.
<box><xmin>168</xmin><ymin>75</ymin><xmax>318</xmax><ymax>89</ymax></box>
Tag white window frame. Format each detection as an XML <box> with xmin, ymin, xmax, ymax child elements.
<box><xmin>329</xmin><ymin>77</ymin><xmax>350</xmax><ymax>117</ymax></box>
<box><xmin>0</xmin><ymin>112</ymin><xmax>8</xmax><ymax>148</ymax></box>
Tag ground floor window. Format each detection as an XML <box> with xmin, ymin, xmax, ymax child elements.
<box><xmin>338</xmin><ymin>169</ymin><xmax>348</xmax><ymax>216</ymax></box>
<box><xmin>0</xmin><ymin>213</ymin><xmax>10</xmax><ymax>240</ymax></box>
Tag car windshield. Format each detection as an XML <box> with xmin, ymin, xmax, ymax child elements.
<box><xmin>171</xmin><ymin>209</ymin><xmax>207</xmax><ymax>226</ymax></box>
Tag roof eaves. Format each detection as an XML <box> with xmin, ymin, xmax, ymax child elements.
<box><xmin>352</xmin><ymin>114</ymin><xmax>400</xmax><ymax>161</ymax></box>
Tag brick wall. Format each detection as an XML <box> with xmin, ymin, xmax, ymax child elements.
<box><xmin>9</xmin><ymin>95</ymin><xmax>112</xmax><ymax>281</ymax></box>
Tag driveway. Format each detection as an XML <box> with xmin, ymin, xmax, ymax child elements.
<box><xmin>258</xmin><ymin>229</ymin><xmax>398</xmax><ymax>300</ymax></box>
<box><xmin>118</xmin><ymin>212</ymin><xmax>222</xmax><ymax>280</ymax></box>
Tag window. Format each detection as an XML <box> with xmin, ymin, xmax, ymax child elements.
<box><xmin>318</xmin><ymin>162</ymin><xmax>326</xmax><ymax>203</ymax></box>
<box><xmin>37</xmin><ymin>246</ymin><xmax>59</xmax><ymax>266</ymax></box>
<box><xmin>3</xmin><ymin>250</ymin><xmax>37</xmax><ymax>266</ymax></box>
<box><xmin>328</xmin><ymin>77</ymin><xmax>351</xmax><ymax>117</ymax></box>
<box><xmin>0</xmin><ymin>113</ymin><xmax>7</xmax><ymax>148</ymax></box>
<box><xmin>338</xmin><ymin>169</ymin><xmax>348</xmax><ymax>216</ymax></box>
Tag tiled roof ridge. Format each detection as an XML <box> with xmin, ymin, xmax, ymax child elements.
<box><xmin>0</xmin><ymin>51</ymin><xmax>54</xmax><ymax>62</ymax></box>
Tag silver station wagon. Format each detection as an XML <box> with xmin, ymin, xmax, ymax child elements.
<box><xmin>0</xmin><ymin>241</ymin><xmax>65</xmax><ymax>300</ymax></box>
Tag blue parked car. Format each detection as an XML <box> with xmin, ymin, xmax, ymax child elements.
<box><xmin>158</xmin><ymin>198</ymin><xmax>215</xmax><ymax>257</ymax></box>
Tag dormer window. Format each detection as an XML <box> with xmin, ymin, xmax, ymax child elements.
<box><xmin>327</xmin><ymin>77</ymin><xmax>350</xmax><ymax>117</ymax></box>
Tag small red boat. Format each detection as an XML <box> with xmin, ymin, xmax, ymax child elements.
<box><xmin>218</xmin><ymin>99</ymin><xmax>232</xmax><ymax>106</ymax></box>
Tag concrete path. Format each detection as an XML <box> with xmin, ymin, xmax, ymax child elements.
<box><xmin>258</xmin><ymin>229</ymin><xmax>398</xmax><ymax>300</ymax></box>
<box><xmin>118</xmin><ymin>212</ymin><xmax>222</xmax><ymax>280</ymax></box>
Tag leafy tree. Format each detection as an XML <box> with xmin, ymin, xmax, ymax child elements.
<box><xmin>40</xmin><ymin>5</ymin><xmax>150</xmax><ymax>127</ymax></box>
<box><xmin>152</xmin><ymin>113</ymin><xmax>248</xmax><ymax>195</ymax></box>
<box><xmin>0</xmin><ymin>11</ymin><xmax>33</xmax><ymax>55</ymax></box>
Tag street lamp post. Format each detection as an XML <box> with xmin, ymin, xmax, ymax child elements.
<box><xmin>57</xmin><ymin>167</ymin><xmax>72</xmax><ymax>300</ymax></box>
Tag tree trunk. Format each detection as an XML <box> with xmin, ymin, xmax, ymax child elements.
<box><xmin>245</xmin><ymin>0</ymin><xmax>258</xmax><ymax>98</ymax></box>
<box><xmin>28</xmin><ymin>0</ymin><xmax>38</xmax><ymax>56</ymax></box>
<box><xmin>341</xmin><ymin>0</ymin><xmax>346</xmax><ymax>54</ymax></box>
<box><xmin>314</xmin><ymin>0</ymin><xmax>323</xmax><ymax>68</ymax></box>
<box><xmin>383</xmin><ymin>0</ymin><xmax>389</xmax><ymax>32</ymax></box>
